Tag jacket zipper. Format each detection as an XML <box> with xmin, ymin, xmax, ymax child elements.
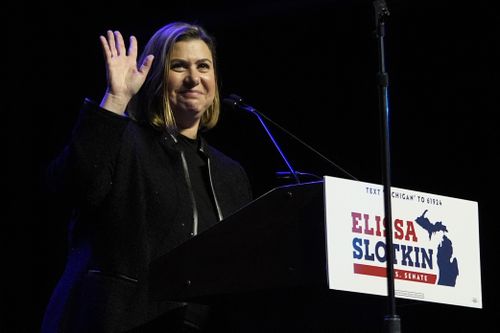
<box><xmin>87</xmin><ymin>269</ymin><xmax>139</xmax><ymax>283</ymax></box>
<box><xmin>206</xmin><ymin>157</ymin><xmax>223</xmax><ymax>221</ymax></box>
<box><xmin>180</xmin><ymin>150</ymin><xmax>199</xmax><ymax>236</ymax></box>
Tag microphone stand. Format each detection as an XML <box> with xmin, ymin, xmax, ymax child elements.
<box><xmin>224</xmin><ymin>94</ymin><xmax>359</xmax><ymax>182</ymax></box>
<box><xmin>225</xmin><ymin>96</ymin><xmax>301</xmax><ymax>184</ymax></box>
<box><xmin>373</xmin><ymin>1</ymin><xmax>402</xmax><ymax>332</ymax></box>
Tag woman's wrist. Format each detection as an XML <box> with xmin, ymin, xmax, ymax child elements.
<box><xmin>99</xmin><ymin>92</ymin><xmax>131</xmax><ymax>116</ymax></box>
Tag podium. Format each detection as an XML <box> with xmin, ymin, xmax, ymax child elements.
<box><xmin>147</xmin><ymin>181</ymin><xmax>367</xmax><ymax>332</ymax></box>
<box><xmin>149</xmin><ymin>181</ymin><xmax>328</xmax><ymax>302</ymax></box>
<box><xmin>147</xmin><ymin>177</ymin><xmax>482</xmax><ymax>331</ymax></box>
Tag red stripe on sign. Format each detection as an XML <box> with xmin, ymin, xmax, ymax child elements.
<box><xmin>353</xmin><ymin>263</ymin><xmax>437</xmax><ymax>284</ymax></box>
<box><xmin>353</xmin><ymin>263</ymin><xmax>387</xmax><ymax>277</ymax></box>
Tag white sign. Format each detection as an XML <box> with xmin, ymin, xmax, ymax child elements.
<box><xmin>324</xmin><ymin>176</ymin><xmax>482</xmax><ymax>308</ymax></box>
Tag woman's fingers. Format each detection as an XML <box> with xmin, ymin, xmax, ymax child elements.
<box><xmin>128</xmin><ymin>35</ymin><xmax>138</xmax><ymax>60</ymax></box>
<box><xmin>99</xmin><ymin>35</ymin><xmax>111</xmax><ymax>60</ymax></box>
<box><xmin>99</xmin><ymin>30</ymin><xmax>117</xmax><ymax>60</ymax></box>
<box><xmin>107</xmin><ymin>30</ymin><xmax>117</xmax><ymax>57</ymax></box>
<box><xmin>114</xmin><ymin>31</ymin><xmax>125</xmax><ymax>56</ymax></box>
<box><xmin>100</xmin><ymin>31</ymin><xmax>137</xmax><ymax>61</ymax></box>
<box><xmin>139</xmin><ymin>54</ymin><xmax>155</xmax><ymax>74</ymax></box>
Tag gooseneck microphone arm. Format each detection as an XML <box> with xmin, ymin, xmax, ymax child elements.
<box><xmin>223</xmin><ymin>94</ymin><xmax>301</xmax><ymax>184</ymax></box>
<box><xmin>224</xmin><ymin>94</ymin><xmax>358</xmax><ymax>181</ymax></box>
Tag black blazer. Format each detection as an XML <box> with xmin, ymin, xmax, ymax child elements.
<box><xmin>41</xmin><ymin>100</ymin><xmax>253</xmax><ymax>333</ymax></box>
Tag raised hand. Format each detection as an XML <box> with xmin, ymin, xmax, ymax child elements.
<box><xmin>99</xmin><ymin>30</ymin><xmax>154</xmax><ymax>115</ymax></box>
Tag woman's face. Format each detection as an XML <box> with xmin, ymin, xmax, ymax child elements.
<box><xmin>167</xmin><ymin>39</ymin><xmax>216</xmax><ymax>129</ymax></box>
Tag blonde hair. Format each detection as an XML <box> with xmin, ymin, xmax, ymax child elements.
<box><xmin>128</xmin><ymin>22</ymin><xmax>220</xmax><ymax>133</ymax></box>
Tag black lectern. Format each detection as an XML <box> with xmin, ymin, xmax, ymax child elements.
<box><xmin>147</xmin><ymin>181</ymin><xmax>391</xmax><ymax>332</ymax></box>
<box><xmin>149</xmin><ymin>181</ymin><xmax>328</xmax><ymax>302</ymax></box>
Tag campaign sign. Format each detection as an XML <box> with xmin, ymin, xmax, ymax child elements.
<box><xmin>324</xmin><ymin>176</ymin><xmax>482</xmax><ymax>308</ymax></box>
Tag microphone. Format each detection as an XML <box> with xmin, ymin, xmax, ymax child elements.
<box><xmin>224</xmin><ymin>94</ymin><xmax>358</xmax><ymax>181</ymax></box>
<box><xmin>223</xmin><ymin>94</ymin><xmax>257</xmax><ymax>113</ymax></box>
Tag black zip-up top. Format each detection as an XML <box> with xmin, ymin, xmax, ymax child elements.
<box><xmin>41</xmin><ymin>99</ymin><xmax>253</xmax><ymax>333</ymax></box>
<box><xmin>173</xmin><ymin>132</ymin><xmax>222</xmax><ymax>236</ymax></box>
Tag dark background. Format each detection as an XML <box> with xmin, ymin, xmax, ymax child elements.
<box><xmin>5</xmin><ymin>0</ymin><xmax>499</xmax><ymax>332</ymax></box>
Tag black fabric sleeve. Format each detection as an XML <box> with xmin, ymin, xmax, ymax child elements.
<box><xmin>46</xmin><ymin>98</ymin><xmax>130</xmax><ymax>209</ymax></box>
